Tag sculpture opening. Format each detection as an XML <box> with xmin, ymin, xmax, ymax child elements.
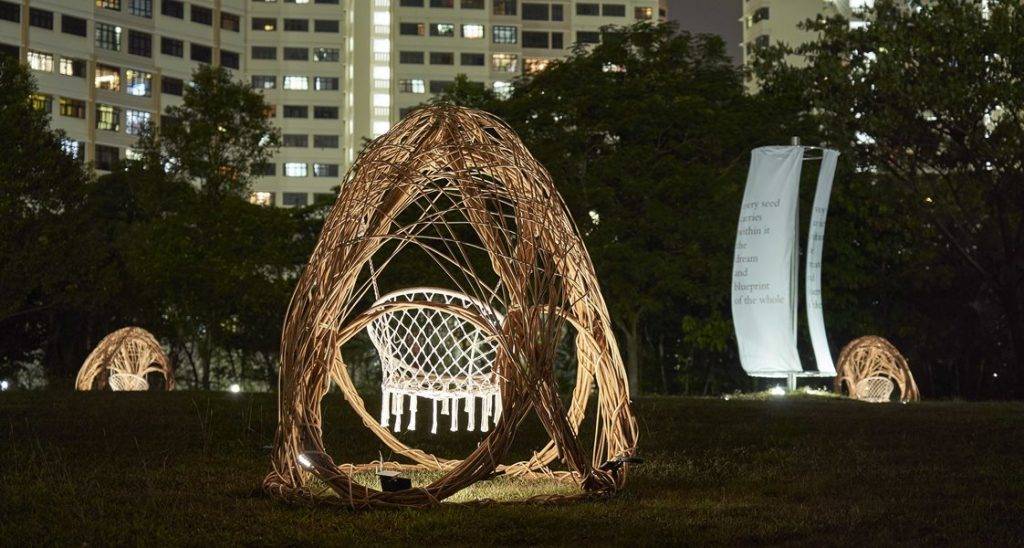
<box><xmin>264</xmin><ymin>105</ymin><xmax>638</xmax><ymax>509</ymax></box>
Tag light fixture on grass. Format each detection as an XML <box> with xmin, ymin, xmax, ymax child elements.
<box><xmin>229</xmin><ymin>383</ymin><xmax>241</xmax><ymax>394</ymax></box>
<box><xmin>769</xmin><ymin>386</ymin><xmax>785</xmax><ymax>397</ymax></box>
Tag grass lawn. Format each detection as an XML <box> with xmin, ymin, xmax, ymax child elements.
<box><xmin>1</xmin><ymin>391</ymin><xmax>1022</xmax><ymax>545</ymax></box>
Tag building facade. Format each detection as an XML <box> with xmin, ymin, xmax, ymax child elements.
<box><xmin>740</xmin><ymin>0</ymin><xmax>870</xmax><ymax>72</ymax></box>
<box><xmin>0</xmin><ymin>0</ymin><xmax>664</xmax><ymax>206</ymax></box>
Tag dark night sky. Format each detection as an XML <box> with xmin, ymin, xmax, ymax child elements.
<box><xmin>666</xmin><ymin>0</ymin><xmax>743</xmax><ymax>64</ymax></box>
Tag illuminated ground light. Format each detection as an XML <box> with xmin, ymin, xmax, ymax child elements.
<box><xmin>769</xmin><ymin>386</ymin><xmax>785</xmax><ymax>397</ymax></box>
<box><xmin>229</xmin><ymin>383</ymin><xmax>241</xmax><ymax>394</ymax></box>
<box><xmin>0</xmin><ymin>380</ymin><xmax>9</xmax><ymax>391</ymax></box>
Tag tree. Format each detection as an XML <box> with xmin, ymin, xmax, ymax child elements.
<box><xmin>438</xmin><ymin>23</ymin><xmax>811</xmax><ymax>395</ymax></box>
<box><xmin>755</xmin><ymin>0</ymin><xmax>1024</xmax><ymax>397</ymax></box>
<box><xmin>0</xmin><ymin>56</ymin><xmax>94</xmax><ymax>384</ymax></box>
<box><xmin>136</xmin><ymin>64</ymin><xmax>280</xmax><ymax>198</ymax></box>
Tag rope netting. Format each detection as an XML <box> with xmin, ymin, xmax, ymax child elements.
<box><xmin>854</xmin><ymin>376</ymin><xmax>894</xmax><ymax>403</ymax></box>
<box><xmin>367</xmin><ymin>288</ymin><xmax>503</xmax><ymax>434</ymax></box>
<box><xmin>835</xmin><ymin>336</ymin><xmax>919</xmax><ymax>402</ymax></box>
<box><xmin>264</xmin><ymin>105</ymin><xmax>638</xmax><ymax>509</ymax></box>
<box><xmin>75</xmin><ymin>327</ymin><xmax>174</xmax><ymax>391</ymax></box>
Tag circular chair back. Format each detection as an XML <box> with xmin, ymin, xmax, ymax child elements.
<box><xmin>109</xmin><ymin>372</ymin><xmax>150</xmax><ymax>391</ymax></box>
<box><xmin>366</xmin><ymin>288</ymin><xmax>504</xmax><ymax>434</ymax></box>
<box><xmin>855</xmin><ymin>376</ymin><xmax>894</xmax><ymax>403</ymax></box>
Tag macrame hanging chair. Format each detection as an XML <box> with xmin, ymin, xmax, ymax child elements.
<box><xmin>366</xmin><ymin>288</ymin><xmax>504</xmax><ymax>434</ymax></box>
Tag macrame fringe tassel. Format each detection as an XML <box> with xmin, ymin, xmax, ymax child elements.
<box><xmin>431</xmin><ymin>398</ymin><xmax>439</xmax><ymax>434</ymax></box>
<box><xmin>480</xmin><ymin>395</ymin><xmax>491</xmax><ymax>432</ymax></box>
<box><xmin>407</xmin><ymin>395</ymin><xmax>418</xmax><ymax>431</ymax></box>
<box><xmin>450</xmin><ymin>397</ymin><xmax>459</xmax><ymax>431</ymax></box>
<box><xmin>392</xmin><ymin>393</ymin><xmax>404</xmax><ymax>433</ymax></box>
<box><xmin>466</xmin><ymin>397</ymin><xmax>476</xmax><ymax>432</ymax></box>
<box><xmin>380</xmin><ymin>388</ymin><xmax>391</xmax><ymax>428</ymax></box>
<box><xmin>493</xmin><ymin>393</ymin><xmax>502</xmax><ymax>426</ymax></box>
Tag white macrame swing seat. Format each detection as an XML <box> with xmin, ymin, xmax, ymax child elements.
<box><xmin>108</xmin><ymin>372</ymin><xmax>150</xmax><ymax>391</ymax></box>
<box><xmin>366</xmin><ymin>288</ymin><xmax>504</xmax><ymax>434</ymax></box>
<box><xmin>855</xmin><ymin>376</ymin><xmax>894</xmax><ymax>403</ymax></box>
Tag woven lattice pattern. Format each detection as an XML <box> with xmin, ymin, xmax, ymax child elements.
<box><xmin>855</xmin><ymin>376</ymin><xmax>894</xmax><ymax>403</ymax></box>
<box><xmin>75</xmin><ymin>327</ymin><xmax>174</xmax><ymax>391</ymax></box>
<box><xmin>367</xmin><ymin>288</ymin><xmax>503</xmax><ymax>434</ymax></box>
<box><xmin>835</xmin><ymin>336</ymin><xmax>919</xmax><ymax>402</ymax></box>
<box><xmin>264</xmin><ymin>105</ymin><xmax>638</xmax><ymax>509</ymax></box>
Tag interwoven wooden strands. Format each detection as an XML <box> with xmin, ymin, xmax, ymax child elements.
<box><xmin>835</xmin><ymin>336</ymin><xmax>919</xmax><ymax>403</ymax></box>
<box><xmin>264</xmin><ymin>105</ymin><xmax>638</xmax><ymax>509</ymax></box>
<box><xmin>75</xmin><ymin>327</ymin><xmax>174</xmax><ymax>391</ymax></box>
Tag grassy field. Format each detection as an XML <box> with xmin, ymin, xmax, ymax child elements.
<box><xmin>1</xmin><ymin>391</ymin><xmax>1022</xmax><ymax>545</ymax></box>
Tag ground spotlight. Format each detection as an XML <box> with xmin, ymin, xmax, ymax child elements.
<box><xmin>0</xmin><ymin>380</ymin><xmax>9</xmax><ymax>391</ymax></box>
<box><xmin>769</xmin><ymin>386</ymin><xmax>785</xmax><ymax>397</ymax></box>
<box><xmin>229</xmin><ymin>383</ymin><xmax>241</xmax><ymax>394</ymax></box>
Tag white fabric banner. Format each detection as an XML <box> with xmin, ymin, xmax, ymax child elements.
<box><xmin>805</xmin><ymin>149</ymin><xmax>840</xmax><ymax>376</ymax></box>
<box><xmin>732</xmin><ymin>146</ymin><xmax>804</xmax><ymax>378</ymax></box>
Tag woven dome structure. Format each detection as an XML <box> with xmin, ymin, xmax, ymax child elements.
<box><xmin>835</xmin><ymin>336</ymin><xmax>919</xmax><ymax>402</ymax></box>
<box><xmin>264</xmin><ymin>105</ymin><xmax>638</xmax><ymax>509</ymax></box>
<box><xmin>75</xmin><ymin>327</ymin><xmax>174</xmax><ymax>391</ymax></box>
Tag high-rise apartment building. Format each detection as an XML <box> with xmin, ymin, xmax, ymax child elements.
<box><xmin>740</xmin><ymin>0</ymin><xmax>871</xmax><ymax>71</ymax></box>
<box><xmin>0</xmin><ymin>0</ymin><xmax>664</xmax><ymax>206</ymax></box>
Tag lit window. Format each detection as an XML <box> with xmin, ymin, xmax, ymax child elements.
<box><xmin>373</xmin><ymin>11</ymin><xmax>390</xmax><ymax>26</ymax></box>
<box><xmin>461</xmin><ymin>24</ymin><xmax>484</xmax><ymax>39</ymax></box>
<box><xmin>524</xmin><ymin>58</ymin><xmax>550</xmax><ymax>74</ymax></box>
<box><xmin>372</xmin><ymin>120</ymin><xmax>391</xmax><ymax>136</ymax></box>
<box><xmin>493</xmin><ymin>80</ymin><xmax>512</xmax><ymax>99</ymax></box>
<box><xmin>373</xmin><ymin>66</ymin><xmax>391</xmax><ymax>79</ymax></box>
<box><xmin>31</xmin><ymin>94</ymin><xmax>52</xmax><ymax>113</ymax></box>
<box><xmin>95</xmin><ymin>22</ymin><xmax>123</xmax><ymax>51</ymax></box>
<box><xmin>373</xmin><ymin>93</ymin><xmax>390</xmax><ymax>107</ymax></box>
<box><xmin>373</xmin><ymin>39</ymin><xmax>390</xmax><ymax>53</ymax></box>
<box><xmin>430</xmin><ymin>23</ymin><xmax>455</xmax><ymax>37</ymax></box>
<box><xmin>125</xmin><ymin>109</ymin><xmax>151</xmax><ymax>135</ymax></box>
<box><xmin>491</xmin><ymin>53</ymin><xmax>519</xmax><ymax>73</ymax></box>
<box><xmin>492</xmin><ymin>25</ymin><xmax>517</xmax><ymax>44</ymax></box>
<box><xmin>60</xmin><ymin>97</ymin><xmax>86</xmax><ymax>118</ymax></box>
<box><xmin>95</xmin><ymin>65</ymin><xmax>121</xmax><ymax>91</ymax></box>
<box><xmin>125</xmin><ymin>69</ymin><xmax>153</xmax><ymax>96</ymax></box>
<box><xmin>252</xmin><ymin>75</ymin><xmax>276</xmax><ymax>89</ymax></box>
<box><xmin>27</xmin><ymin>51</ymin><xmax>54</xmax><ymax>72</ymax></box>
<box><xmin>59</xmin><ymin>57</ymin><xmax>86</xmax><ymax>77</ymax></box>
<box><xmin>314</xmin><ymin>77</ymin><xmax>339</xmax><ymax>90</ymax></box>
<box><xmin>399</xmin><ymin>79</ymin><xmax>426</xmax><ymax>93</ymax></box>
<box><xmin>61</xmin><ymin>138</ymin><xmax>84</xmax><ymax>160</ymax></box>
<box><xmin>634</xmin><ymin>6</ymin><xmax>653</xmax><ymax>20</ymax></box>
<box><xmin>313</xmin><ymin>48</ymin><xmax>340</xmax><ymax>62</ymax></box>
<box><xmin>284</xmin><ymin>162</ymin><xmax>308</xmax><ymax>177</ymax></box>
<box><xmin>250</xmin><ymin>192</ymin><xmax>274</xmax><ymax>206</ymax></box>
<box><xmin>97</xmin><ymin>0</ymin><xmax>121</xmax><ymax>11</ymax></box>
<box><xmin>96</xmin><ymin>104</ymin><xmax>121</xmax><ymax>131</ymax></box>
<box><xmin>313</xmin><ymin>163</ymin><xmax>339</xmax><ymax>177</ymax></box>
<box><xmin>283</xmin><ymin>76</ymin><xmax>309</xmax><ymax>90</ymax></box>
<box><xmin>125</xmin><ymin>148</ymin><xmax>142</xmax><ymax>161</ymax></box>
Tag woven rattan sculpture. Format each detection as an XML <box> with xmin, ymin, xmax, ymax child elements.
<box><xmin>264</xmin><ymin>105</ymin><xmax>638</xmax><ymax>509</ymax></box>
<box><xmin>835</xmin><ymin>336</ymin><xmax>919</xmax><ymax>402</ymax></box>
<box><xmin>75</xmin><ymin>327</ymin><xmax>174</xmax><ymax>391</ymax></box>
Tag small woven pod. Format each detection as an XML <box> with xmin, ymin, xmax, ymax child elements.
<box><xmin>835</xmin><ymin>336</ymin><xmax>919</xmax><ymax>402</ymax></box>
<box><xmin>75</xmin><ymin>327</ymin><xmax>174</xmax><ymax>391</ymax></box>
<box><xmin>264</xmin><ymin>105</ymin><xmax>638</xmax><ymax>509</ymax></box>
